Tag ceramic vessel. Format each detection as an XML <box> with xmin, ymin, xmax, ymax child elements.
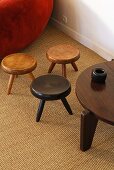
<box><xmin>91</xmin><ymin>68</ymin><xmax>107</xmax><ymax>83</ymax></box>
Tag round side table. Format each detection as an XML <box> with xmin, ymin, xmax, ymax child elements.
<box><xmin>1</xmin><ymin>53</ymin><xmax>37</xmax><ymax>95</ymax></box>
<box><xmin>76</xmin><ymin>61</ymin><xmax>114</xmax><ymax>151</ymax></box>
<box><xmin>46</xmin><ymin>44</ymin><xmax>80</xmax><ymax>77</ymax></box>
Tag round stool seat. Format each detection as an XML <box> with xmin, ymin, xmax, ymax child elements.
<box><xmin>1</xmin><ymin>53</ymin><xmax>37</xmax><ymax>75</ymax></box>
<box><xmin>30</xmin><ymin>74</ymin><xmax>73</xmax><ymax>122</ymax></box>
<box><xmin>1</xmin><ymin>53</ymin><xmax>37</xmax><ymax>95</ymax></box>
<box><xmin>46</xmin><ymin>44</ymin><xmax>80</xmax><ymax>77</ymax></box>
<box><xmin>31</xmin><ymin>74</ymin><xmax>71</xmax><ymax>100</ymax></box>
<box><xmin>47</xmin><ymin>44</ymin><xmax>80</xmax><ymax>64</ymax></box>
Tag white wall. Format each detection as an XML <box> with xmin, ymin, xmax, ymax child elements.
<box><xmin>52</xmin><ymin>0</ymin><xmax>114</xmax><ymax>61</ymax></box>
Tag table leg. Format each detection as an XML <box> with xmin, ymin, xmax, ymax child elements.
<box><xmin>71</xmin><ymin>62</ymin><xmax>78</xmax><ymax>71</ymax></box>
<box><xmin>61</xmin><ymin>97</ymin><xmax>73</xmax><ymax>115</ymax></box>
<box><xmin>7</xmin><ymin>74</ymin><xmax>15</xmax><ymax>95</ymax></box>
<box><xmin>62</xmin><ymin>64</ymin><xmax>66</xmax><ymax>77</ymax></box>
<box><xmin>36</xmin><ymin>100</ymin><xmax>45</xmax><ymax>122</ymax></box>
<box><xmin>28</xmin><ymin>72</ymin><xmax>35</xmax><ymax>81</ymax></box>
<box><xmin>80</xmin><ymin>110</ymin><xmax>98</xmax><ymax>151</ymax></box>
<box><xmin>48</xmin><ymin>63</ymin><xmax>56</xmax><ymax>73</ymax></box>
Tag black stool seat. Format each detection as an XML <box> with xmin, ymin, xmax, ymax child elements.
<box><xmin>31</xmin><ymin>74</ymin><xmax>71</xmax><ymax>100</ymax></box>
<box><xmin>30</xmin><ymin>74</ymin><xmax>73</xmax><ymax>122</ymax></box>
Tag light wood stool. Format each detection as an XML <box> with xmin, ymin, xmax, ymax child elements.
<box><xmin>1</xmin><ymin>53</ymin><xmax>37</xmax><ymax>95</ymax></box>
<box><xmin>46</xmin><ymin>44</ymin><xmax>80</xmax><ymax>77</ymax></box>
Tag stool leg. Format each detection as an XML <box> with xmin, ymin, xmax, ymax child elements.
<box><xmin>61</xmin><ymin>97</ymin><xmax>73</xmax><ymax>115</ymax></box>
<box><xmin>28</xmin><ymin>72</ymin><xmax>35</xmax><ymax>81</ymax></box>
<box><xmin>36</xmin><ymin>100</ymin><xmax>45</xmax><ymax>122</ymax></box>
<box><xmin>62</xmin><ymin>64</ymin><xmax>66</xmax><ymax>77</ymax></box>
<box><xmin>7</xmin><ymin>74</ymin><xmax>15</xmax><ymax>95</ymax></box>
<box><xmin>48</xmin><ymin>63</ymin><xmax>56</xmax><ymax>73</ymax></box>
<box><xmin>71</xmin><ymin>62</ymin><xmax>78</xmax><ymax>71</ymax></box>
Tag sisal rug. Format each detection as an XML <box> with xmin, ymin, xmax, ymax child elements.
<box><xmin>0</xmin><ymin>24</ymin><xmax>114</xmax><ymax>170</ymax></box>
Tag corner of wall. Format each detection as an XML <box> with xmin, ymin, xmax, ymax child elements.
<box><xmin>51</xmin><ymin>17</ymin><xmax>113</xmax><ymax>61</ymax></box>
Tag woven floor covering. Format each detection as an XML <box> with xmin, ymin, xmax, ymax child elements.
<box><xmin>0</xmin><ymin>24</ymin><xmax>114</xmax><ymax>170</ymax></box>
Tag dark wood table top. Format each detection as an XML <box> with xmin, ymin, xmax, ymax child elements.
<box><xmin>76</xmin><ymin>61</ymin><xmax>114</xmax><ymax>125</ymax></box>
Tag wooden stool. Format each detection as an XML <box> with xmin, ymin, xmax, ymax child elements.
<box><xmin>1</xmin><ymin>53</ymin><xmax>37</xmax><ymax>95</ymax></box>
<box><xmin>30</xmin><ymin>74</ymin><xmax>73</xmax><ymax>122</ymax></box>
<box><xmin>46</xmin><ymin>44</ymin><xmax>80</xmax><ymax>77</ymax></box>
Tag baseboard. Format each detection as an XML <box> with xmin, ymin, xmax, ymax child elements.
<box><xmin>51</xmin><ymin>17</ymin><xmax>113</xmax><ymax>61</ymax></box>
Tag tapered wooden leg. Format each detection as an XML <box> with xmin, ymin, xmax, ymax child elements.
<box><xmin>62</xmin><ymin>64</ymin><xmax>66</xmax><ymax>77</ymax></box>
<box><xmin>71</xmin><ymin>62</ymin><xmax>78</xmax><ymax>71</ymax></box>
<box><xmin>48</xmin><ymin>63</ymin><xmax>56</xmax><ymax>73</ymax></box>
<box><xmin>36</xmin><ymin>100</ymin><xmax>45</xmax><ymax>122</ymax></box>
<box><xmin>80</xmin><ymin>110</ymin><xmax>98</xmax><ymax>151</ymax></box>
<box><xmin>61</xmin><ymin>97</ymin><xmax>73</xmax><ymax>115</ymax></box>
<box><xmin>7</xmin><ymin>74</ymin><xmax>15</xmax><ymax>95</ymax></box>
<box><xmin>28</xmin><ymin>72</ymin><xmax>35</xmax><ymax>81</ymax></box>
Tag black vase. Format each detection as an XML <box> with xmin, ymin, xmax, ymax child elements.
<box><xmin>91</xmin><ymin>68</ymin><xmax>107</xmax><ymax>83</ymax></box>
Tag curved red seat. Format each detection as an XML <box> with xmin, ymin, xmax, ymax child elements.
<box><xmin>0</xmin><ymin>0</ymin><xmax>53</xmax><ymax>60</ymax></box>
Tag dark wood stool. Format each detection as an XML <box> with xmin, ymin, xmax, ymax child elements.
<box><xmin>46</xmin><ymin>44</ymin><xmax>80</xmax><ymax>77</ymax></box>
<box><xmin>30</xmin><ymin>74</ymin><xmax>73</xmax><ymax>122</ymax></box>
<box><xmin>1</xmin><ymin>53</ymin><xmax>37</xmax><ymax>94</ymax></box>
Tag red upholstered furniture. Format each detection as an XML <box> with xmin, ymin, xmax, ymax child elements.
<box><xmin>0</xmin><ymin>0</ymin><xmax>53</xmax><ymax>60</ymax></box>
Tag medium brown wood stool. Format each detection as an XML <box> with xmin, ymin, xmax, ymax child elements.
<box><xmin>1</xmin><ymin>53</ymin><xmax>37</xmax><ymax>95</ymax></box>
<box><xmin>46</xmin><ymin>44</ymin><xmax>80</xmax><ymax>77</ymax></box>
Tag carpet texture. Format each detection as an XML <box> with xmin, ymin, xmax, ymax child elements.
<box><xmin>0</xmin><ymin>24</ymin><xmax>114</xmax><ymax>170</ymax></box>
